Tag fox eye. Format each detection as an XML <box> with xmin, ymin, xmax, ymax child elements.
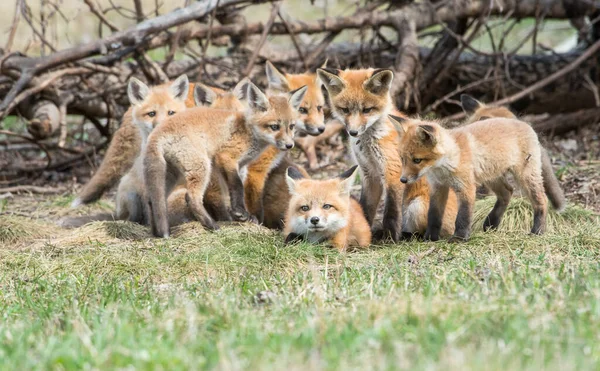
<box><xmin>290</xmin><ymin>124</ymin><xmax>295</xmax><ymax>130</ymax></box>
<box><xmin>317</xmin><ymin>106</ymin><xmax>323</xmax><ymax>112</ymax></box>
<box><xmin>270</xmin><ymin>124</ymin><xmax>280</xmax><ymax>131</ymax></box>
<box><xmin>362</xmin><ymin>107</ymin><xmax>374</xmax><ymax>114</ymax></box>
<box><xmin>168</xmin><ymin>110</ymin><xmax>176</xmax><ymax>116</ymax></box>
<box><xmin>147</xmin><ymin>111</ymin><xmax>156</xmax><ymax>117</ymax></box>
<box><xmin>413</xmin><ymin>158</ymin><xmax>423</xmax><ymax>164</ymax></box>
<box><xmin>480</xmin><ymin>116</ymin><xmax>491</xmax><ymax>120</ymax></box>
<box><xmin>300</xmin><ymin>205</ymin><xmax>309</xmax><ymax>212</ymax></box>
<box><xmin>337</xmin><ymin>107</ymin><xmax>350</xmax><ymax>114</ymax></box>
<box><xmin>323</xmin><ymin>204</ymin><xmax>332</xmax><ymax>210</ymax></box>
<box><xmin>298</xmin><ymin>107</ymin><xmax>308</xmax><ymax>114</ymax></box>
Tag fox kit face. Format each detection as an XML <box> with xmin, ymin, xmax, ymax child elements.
<box><xmin>285</xmin><ymin>166</ymin><xmax>357</xmax><ymax>237</ymax></box>
<box><xmin>317</xmin><ymin>68</ymin><xmax>393</xmax><ymax>137</ymax></box>
<box><xmin>245</xmin><ymin>82</ymin><xmax>308</xmax><ymax>151</ymax></box>
<box><xmin>460</xmin><ymin>94</ymin><xmax>516</xmax><ymax>124</ymax></box>
<box><xmin>128</xmin><ymin>75</ymin><xmax>189</xmax><ymax>136</ymax></box>
<box><xmin>266</xmin><ymin>61</ymin><xmax>326</xmax><ymax>136</ymax></box>
<box><xmin>388</xmin><ymin>115</ymin><xmax>443</xmax><ymax>184</ymax></box>
<box><xmin>193</xmin><ymin>79</ymin><xmax>248</xmax><ymax>112</ymax></box>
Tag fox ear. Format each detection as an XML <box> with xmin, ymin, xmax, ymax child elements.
<box><xmin>233</xmin><ymin>77</ymin><xmax>250</xmax><ymax>101</ymax></box>
<box><xmin>338</xmin><ymin>165</ymin><xmax>358</xmax><ymax>195</ymax></box>
<box><xmin>127</xmin><ymin>77</ymin><xmax>150</xmax><ymax>105</ymax></box>
<box><xmin>320</xmin><ymin>59</ymin><xmax>328</xmax><ymax>69</ymax></box>
<box><xmin>460</xmin><ymin>94</ymin><xmax>483</xmax><ymax>114</ymax></box>
<box><xmin>286</xmin><ymin>167</ymin><xmax>305</xmax><ymax>194</ymax></box>
<box><xmin>246</xmin><ymin>82</ymin><xmax>270</xmax><ymax>112</ymax></box>
<box><xmin>364</xmin><ymin>69</ymin><xmax>394</xmax><ymax>96</ymax></box>
<box><xmin>193</xmin><ymin>83</ymin><xmax>218</xmax><ymax>107</ymax></box>
<box><xmin>417</xmin><ymin>125</ymin><xmax>437</xmax><ymax>146</ymax></box>
<box><xmin>288</xmin><ymin>85</ymin><xmax>308</xmax><ymax>110</ymax></box>
<box><xmin>266</xmin><ymin>61</ymin><xmax>290</xmax><ymax>93</ymax></box>
<box><xmin>388</xmin><ymin>114</ymin><xmax>407</xmax><ymax>137</ymax></box>
<box><xmin>317</xmin><ymin>68</ymin><xmax>345</xmax><ymax>97</ymax></box>
<box><xmin>169</xmin><ymin>74</ymin><xmax>190</xmax><ymax>102</ymax></box>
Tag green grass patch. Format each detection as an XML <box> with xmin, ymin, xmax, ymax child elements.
<box><xmin>0</xmin><ymin>195</ymin><xmax>598</xmax><ymax>369</ymax></box>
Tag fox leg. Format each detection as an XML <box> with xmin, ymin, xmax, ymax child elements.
<box><xmin>221</xmin><ymin>165</ymin><xmax>256</xmax><ymax>223</ymax></box>
<box><xmin>244</xmin><ymin>167</ymin><xmax>269</xmax><ymax>223</ymax></box>
<box><xmin>204</xmin><ymin>170</ymin><xmax>231</xmax><ymax>221</ymax></box>
<box><xmin>424</xmin><ymin>184</ymin><xmax>449</xmax><ymax>242</ymax></box>
<box><xmin>382</xmin><ymin>182</ymin><xmax>404</xmax><ymax>242</ymax></box>
<box><xmin>483</xmin><ymin>178</ymin><xmax>513</xmax><ymax>231</ymax></box>
<box><xmin>295</xmin><ymin>136</ymin><xmax>319</xmax><ymax>169</ymax></box>
<box><xmin>359</xmin><ymin>174</ymin><xmax>383</xmax><ymax>226</ymax></box>
<box><xmin>181</xmin><ymin>160</ymin><xmax>219</xmax><ymax>231</ymax></box>
<box><xmin>331</xmin><ymin>229</ymin><xmax>349</xmax><ymax>251</ymax></box>
<box><xmin>451</xmin><ymin>182</ymin><xmax>476</xmax><ymax>242</ymax></box>
<box><xmin>519</xmin><ymin>170</ymin><xmax>548</xmax><ymax>235</ymax></box>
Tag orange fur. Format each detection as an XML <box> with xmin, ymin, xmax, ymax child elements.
<box><xmin>317</xmin><ymin>67</ymin><xmax>405</xmax><ymax>241</ymax></box>
<box><xmin>394</xmin><ymin>115</ymin><xmax>548</xmax><ymax>241</ymax></box>
<box><xmin>144</xmin><ymin>82</ymin><xmax>307</xmax><ymax>237</ymax></box>
<box><xmin>283</xmin><ymin>166</ymin><xmax>371</xmax><ymax>250</ymax></box>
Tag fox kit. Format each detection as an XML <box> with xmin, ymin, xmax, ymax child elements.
<box><xmin>283</xmin><ymin>165</ymin><xmax>371</xmax><ymax>250</ymax></box>
<box><xmin>115</xmin><ymin>77</ymin><xmax>246</xmax><ymax>225</ymax></box>
<box><xmin>392</xmin><ymin>114</ymin><xmax>548</xmax><ymax>242</ymax></box>
<box><xmin>243</xmin><ymin>62</ymin><xmax>327</xmax><ymax>222</ymax></box>
<box><xmin>317</xmin><ymin>68</ymin><xmax>405</xmax><ymax>241</ymax></box>
<box><xmin>115</xmin><ymin>75</ymin><xmax>190</xmax><ymax>224</ymax></box>
<box><xmin>144</xmin><ymin>81</ymin><xmax>307</xmax><ymax>237</ymax></box>
<box><xmin>460</xmin><ymin>94</ymin><xmax>566</xmax><ymax>212</ymax></box>
<box><xmin>71</xmin><ymin>76</ymin><xmax>226</xmax><ymax>207</ymax></box>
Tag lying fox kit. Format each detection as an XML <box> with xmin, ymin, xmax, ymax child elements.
<box><xmin>391</xmin><ymin>114</ymin><xmax>548</xmax><ymax>242</ymax></box>
<box><xmin>283</xmin><ymin>165</ymin><xmax>371</xmax><ymax>250</ymax></box>
<box><xmin>317</xmin><ymin>67</ymin><xmax>405</xmax><ymax>241</ymax></box>
<box><xmin>115</xmin><ymin>74</ymin><xmax>190</xmax><ymax>224</ymax></box>
<box><xmin>144</xmin><ymin>81</ymin><xmax>307</xmax><ymax>237</ymax></box>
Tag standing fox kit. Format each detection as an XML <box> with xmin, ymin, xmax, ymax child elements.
<box><xmin>460</xmin><ymin>94</ymin><xmax>566</xmax><ymax>212</ymax></box>
<box><xmin>284</xmin><ymin>165</ymin><xmax>371</xmax><ymax>250</ymax></box>
<box><xmin>244</xmin><ymin>61</ymin><xmax>327</xmax><ymax>222</ymax></box>
<box><xmin>390</xmin><ymin>114</ymin><xmax>548</xmax><ymax>242</ymax></box>
<box><xmin>144</xmin><ymin>81</ymin><xmax>307</xmax><ymax>237</ymax></box>
<box><xmin>317</xmin><ymin>67</ymin><xmax>405</xmax><ymax>241</ymax></box>
<box><xmin>115</xmin><ymin>75</ymin><xmax>190</xmax><ymax>224</ymax></box>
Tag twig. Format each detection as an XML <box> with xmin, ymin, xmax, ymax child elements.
<box><xmin>278</xmin><ymin>10</ymin><xmax>308</xmax><ymax>70</ymax></box>
<box><xmin>0</xmin><ymin>185</ymin><xmax>66</xmax><ymax>194</ymax></box>
<box><xmin>243</xmin><ymin>2</ymin><xmax>281</xmax><ymax>77</ymax></box>
<box><xmin>84</xmin><ymin>0</ymin><xmax>120</xmax><ymax>33</ymax></box>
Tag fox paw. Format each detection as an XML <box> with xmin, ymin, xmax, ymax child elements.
<box><xmin>231</xmin><ymin>209</ymin><xmax>251</xmax><ymax>222</ymax></box>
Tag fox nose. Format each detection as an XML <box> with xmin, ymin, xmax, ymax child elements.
<box><xmin>285</xmin><ymin>143</ymin><xmax>294</xmax><ymax>149</ymax></box>
<box><xmin>318</xmin><ymin>127</ymin><xmax>325</xmax><ymax>133</ymax></box>
<box><xmin>400</xmin><ymin>177</ymin><xmax>408</xmax><ymax>184</ymax></box>
<box><xmin>348</xmin><ymin>130</ymin><xmax>359</xmax><ymax>137</ymax></box>
<box><xmin>310</xmin><ymin>216</ymin><xmax>320</xmax><ymax>225</ymax></box>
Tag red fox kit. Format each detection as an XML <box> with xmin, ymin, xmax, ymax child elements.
<box><xmin>243</xmin><ymin>61</ymin><xmax>328</xmax><ymax>223</ymax></box>
<box><xmin>114</xmin><ymin>75</ymin><xmax>190</xmax><ymax>224</ymax></box>
<box><xmin>317</xmin><ymin>67</ymin><xmax>405</xmax><ymax>241</ymax></box>
<box><xmin>283</xmin><ymin>165</ymin><xmax>371</xmax><ymax>250</ymax></box>
<box><xmin>391</xmin><ymin>114</ymin><xmax>548</xmax><ymax>242</ymax></box>
<box><xmin>144</xmin><ymin>81</ymin><xmax>307</xmax><ymax>237</ymax></box>
<box><xmin>71</xmin><ymin>78</ymin><xmax>230</xmax><ymax>208</ymax></box>
<box><xmin>460</xmin><ymin>94</ymin><xmax>566</xmax><ymax>212</ymax></box>
<box><xmin>116</xmin><ymin>77</ymin><xmax>246</xmax><ymax>225</ymax></box>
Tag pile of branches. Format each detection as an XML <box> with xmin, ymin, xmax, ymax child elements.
<box><xmin>1</xmin><ymin>0</ymin><xmax>599</xmax><ymax>183</ymax></box>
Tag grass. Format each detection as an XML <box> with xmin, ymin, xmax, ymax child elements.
<box><xmin>0</xmin><ymin>194</ymin><xmax>599</xmax><ymax>370</ymax></box>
